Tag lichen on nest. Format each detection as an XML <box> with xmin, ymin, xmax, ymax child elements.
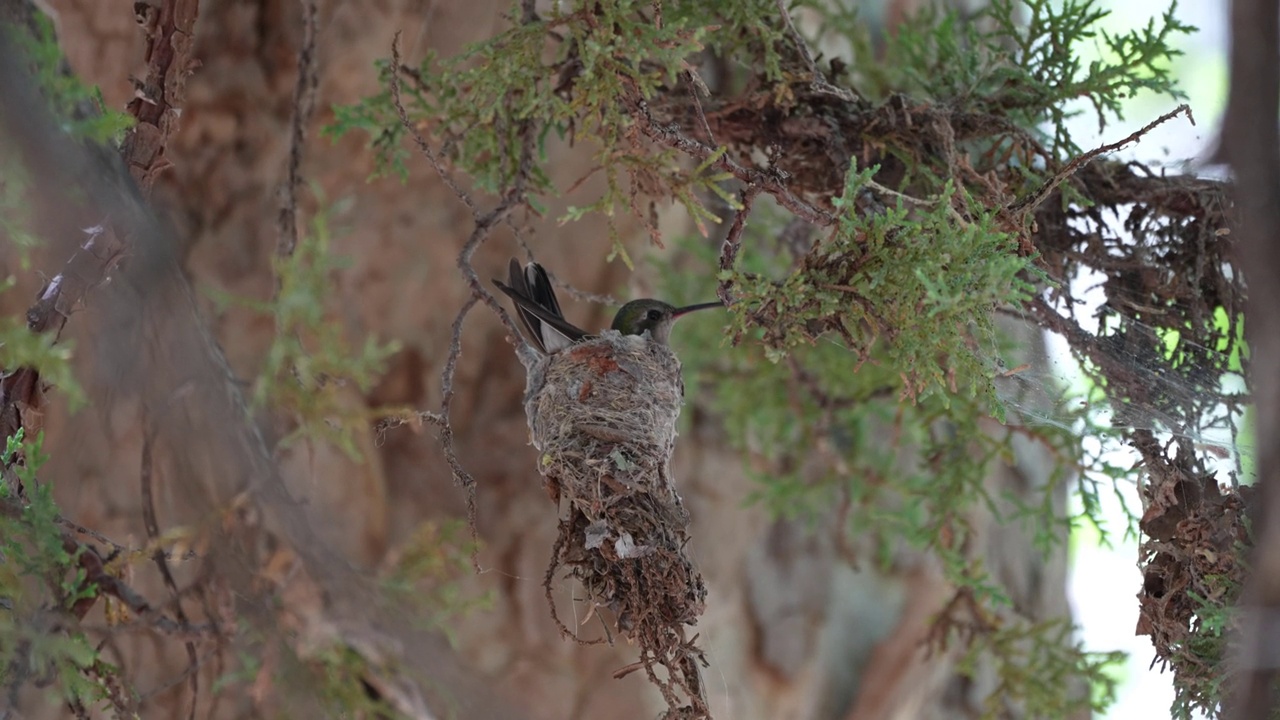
<box><xmin>524</xmin><ymin>330</ymin><xmax>708</xmax><ymax>716</ymax></box>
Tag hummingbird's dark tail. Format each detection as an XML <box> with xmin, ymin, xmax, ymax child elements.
<box><xmin>493</xmin><ymin>259</ymin><xmax>588</xmax><ymax>353</ymax></box>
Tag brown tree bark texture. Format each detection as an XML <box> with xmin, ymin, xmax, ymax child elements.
<box><xmin>15</xmin><ymin>1</ymin><xmax>1077</xmax><ymax>719</ymax></box>
<box><xmin>1220</xmin><ymin>0</ymin><xmax>1280</xmax><ymax>715</ymax></box>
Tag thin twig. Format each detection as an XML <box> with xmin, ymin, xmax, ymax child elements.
<box><xmin>776</xmin><ymin>0</ymin><xmax>820</xmax><ymax>82</ymax></box>
<box><xmin>277</xmin><ymin>0</ymin><xmax>320</xmax><ymax>257</ymax></box>
<box><xmin>684</xmin><ymin>69</ymin><xmax>715</xmax><ymax>146</ymax></box>
<box><xmin>388</xmin><ymin>30</ymin><xmax>544</xmax><ymax>571</ymax></box>
<box><xmin>388</xmin><ymin>36</ymin><xmax>478</xmax><ymax>213</ymax></box>
<box><xmin>774</xmin><ymin>0</ymin><xmax>860</xmax><ymax>104</ymax></box>
<box><xmin>0</xmin><ymin>497</ymin><xmax>215</xmax><ymax>637</ymax></box>
<box><xmin>139</xmin><ymin>415</ymin><xmax>199</xmax><ymax>720</ymax></box>
<box><xmin>56</xmin><ymin>515</ymin><xmax>128</xmax><ymax>554</ymax></box>
<box><xmin>136</xmin><ymin>646</ymin><xmax>221</xmax><ymax>705</ymax></box>
<box><xmin>716</xmin><ymin>184</ymin><xmax>759</xmax><ymax>306</ymax></box>
<box><xmin>1008</xmin><ymin>104</ymin><xmax>1194</xmax><ymax>217</ymax></box>
<box><xmin>373</xmin><ymin>410</ymin><xmax>446</xmax><ymax>446</ymax></box>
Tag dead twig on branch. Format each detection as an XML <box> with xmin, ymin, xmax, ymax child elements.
<box><xmin>1007</xmin><ymin>104</ymin><xmax>1194</xmax><ymax>218</ymax></box>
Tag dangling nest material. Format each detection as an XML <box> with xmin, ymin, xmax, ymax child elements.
<box><xmin>524</xmin><ymin>331</ymin><xmax>709</xmax><ymax>718</ymax></box>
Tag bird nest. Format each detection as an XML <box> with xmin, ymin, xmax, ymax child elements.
<box><xmin>524</xmin><ymin>331</ymin><xmax>708</xmax><ymax>717</ymax></box>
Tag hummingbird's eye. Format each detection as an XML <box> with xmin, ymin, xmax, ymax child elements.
<box><xmin>646</xmin><ymin>309</ymin><xmax>662</xmax><ymax>322</ymax></box>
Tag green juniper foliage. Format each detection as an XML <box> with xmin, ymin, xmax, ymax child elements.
<box><xmin>331</xmin><ymin>0</ymin><xmax>1228</xmax><ymax>717</ymax></box>
<box><xmin>210</xmin><ymin>200</ymin><xmax>400</xmax><ymax>460</ymax></box>
<box><xmin>849</xmin><ymin>0</ymin><xmax>1191</xmax><ymax>155</ymax></box>
<box><xmin>0</xmin><ymin>278</ymin><xmax>84</xmax><ymax>410</ymax></box>
<box><xmin>380</xmin><ymin>519</ymin><xmax>493</xmax><ymax>640</ymax></box>
<box><xmin>254</xmin><ymin>205</ymin><xmax>400</xmax><ymax>458</ymax></box>
<box><xmin>727</xmin><ymin>164</ymin><xmax>1038</xmax><ymax>406</ymax></box>
<box><xmin>0</xmin><ymin>431</ymin><xmax>129</xmax><ymax>715</ymax></box>
<box><xmin>0</xmin><ymin>19</ymin><xmax>139</xmax><ymax>718</ymax></box>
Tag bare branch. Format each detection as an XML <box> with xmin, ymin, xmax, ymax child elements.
<box><xmin>1008</xmin><ymin>104</ymin><xmax>1193</xmax><ymax>218</ymax></box>
<box><xmin>684</xmin><ymin>69</ymin><xmax>715</xmax><ymax>146</ymax></box>
<box><xmin>716</xmin><ymin>184</ymin><xmax>759</xmax><ymax>306</ymax></box>
<box><xmin>387</xmin><ymin>29</ymin><xmax>543</xmax><ymax>572</ymax></box>
<box><xmin>388</xmin><ymin>35</ymin><xmax>478</xmax><ymax>213</ymax></box>
<box><xmin>620</xmin><ymin>86</ymin><xmax>834</xmax><ymax>227</ymax></box>
<box><xmin>139</xmin><ymin>416</ymin><xmax>199</xmax><ymax>720</ymax></box>
<box><xmin>277</xmin><ymin>0</ymin><xmax>320</xmax><ymax>257</ymax></box>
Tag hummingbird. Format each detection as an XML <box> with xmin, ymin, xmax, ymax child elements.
<box><xmin>494</xmin><ymin>258</ymin><xmax>722</xmax><ymax>353</ymax></box>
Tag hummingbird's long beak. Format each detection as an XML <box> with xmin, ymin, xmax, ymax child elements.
<box><xmin>672</xmin><ymin>301</ymin><xmax>724</xmax><ymax>319</ymax></box>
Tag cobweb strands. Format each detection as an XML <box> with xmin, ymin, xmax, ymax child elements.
<box><xmin>524</xmin><ymin>331</ymin><xmax>710</xmax><ymax>718</ymax></box>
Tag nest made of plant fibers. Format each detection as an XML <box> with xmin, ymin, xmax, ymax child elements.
<box><xmin>524</xmin><ymin>333</ymin><xmax>711</xmax><ymax>716</ymax></box>
<box><xmin>526</xmin><ymin>331</ymin><xmax>707</xmax><ymax>638</ymax></box>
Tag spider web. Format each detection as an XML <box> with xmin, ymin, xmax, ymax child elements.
<box><xmin>991</xmin><ymin>278</ymin><xmax>1250</xmax><ymax>532</ymax></box>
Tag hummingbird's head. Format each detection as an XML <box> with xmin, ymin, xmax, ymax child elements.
<box><xmin>611</xmin><ymin>298</ymin><xmax>722</xmax><ymax>345</ymax></box>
